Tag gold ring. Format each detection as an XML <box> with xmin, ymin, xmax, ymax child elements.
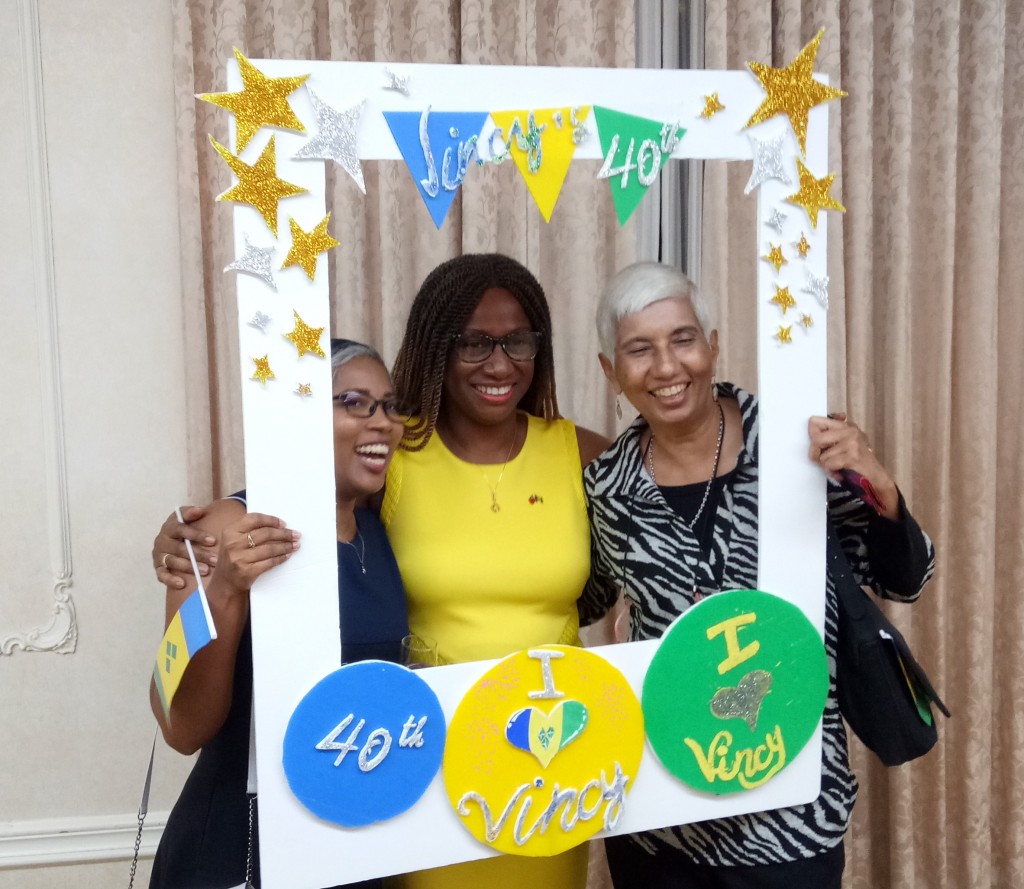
<box><xmin>161</xmin><ymin>553</ymin><xmax>170</xmax><ymax>569</ymax></box>
<box><xmin>247</xmin><ymin>533</ymin><xmax>256</xmax><ymax>548</ymax></box>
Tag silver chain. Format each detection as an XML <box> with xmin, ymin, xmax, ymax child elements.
<box><xmin>646</xmin><ymin>400</ymin><xmax>725</xmax><ymax>530</ymax></box>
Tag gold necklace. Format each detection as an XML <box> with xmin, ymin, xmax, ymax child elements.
<box><xmin>481</xmin><ymin>421</ymin><xmax>519</xmax><ymax>513</ymax></box>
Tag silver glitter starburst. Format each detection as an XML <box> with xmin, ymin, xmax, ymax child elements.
<box><xmin>803</xmin><ymin>267</ymin><xmax>830</xmax><ymax>310</ymax></box>
<box><xmin>224</xmin><ymin>234</ymin><xmax>277</xmax><ymax>291</ymax></box>
<box><xmin>382</xmin><ymin>68</ymin><xmax>410</xmax><ymax>97</ymax></box>
<box><xmin>293</xmin><ymin>89</ymin><xmax>366</xmax><ymax>194</ymax></box>
<box><xmin>765</xmin><ymin>207</ymin><xmax>788</xmax><ymax>233</ymax></box>
<box><xmin>249</xmin><ymin>311</ymin><xmax>271</xmax><ymax>332</ymax></box>
<box><xmin>745</xmin><ymin>130</ymin><xmax>792</xmax><ymax>195</ymax></box>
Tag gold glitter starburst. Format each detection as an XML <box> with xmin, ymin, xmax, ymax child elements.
<box><xmin>211</xmin><ymin>136</ymin><xmax>307</xmax><ymax>236</ymax></box>
<box><xmin>785</xmin><ymin>158</ymin><xmax>845</xmax><ymax>229</ymax></box>
<box><xmin>700</xmin><ymin>93</ymin><xmax>726</xmax><ymax>119</ymax></box>
<box><xmin>775</xmin><ymin>325</ymin><xmax>793</xmax><ymax>345</ymax></box>
<box><xmin>295</xmin><ymin>382</ymin><xmax>313</xmax><ymax>397</ymax></box>
<box><xmin>794</xmin><ymin>232</ymin><xmax>811</xmax><ymax>257</ymax></box>
<box><xmin>283</xmin><ymin>310</ymin><xmax>325</xmax><ymax>358</ymax></box>
<box><xmin>252</xmin><ymin>354</ymin><xmax>275</xmax><ymax>385</ymax></box>
<box><xmin>762</xmin><ymin>244</ymin><xmax>788</xmax><ymax>274</ymax></box>
<box><xmin>770</xmin><ymin>285</ymin><xmax>797</xmax><ymax>315</ymax></box>
<box><xmin>800</xmin><ymin>313</ymin><xmax>814</xmax><ymax>328</ymax></box>
<box><xmin>281</xmin><ymin>215</ymin><xmax>340</xmax><ymax>280</ymax></box>
<box><xmin>745</xmin><ymin>28</ymin><xmax>847</xmax><ymax>156</ymax></box>
<box><xmin>197</xmin><ymin>48</ymin><xmax>309</xmax><ymax>153</ymax></box>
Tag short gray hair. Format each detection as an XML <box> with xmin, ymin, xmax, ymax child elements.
<box><xmin>330</xmin><ymin>338</ymin><xmax>385</xmax><ymax>372</ymax></box>
<box><xmin>596</xmin><ymin>262</ymin><xmax>715</xmax><ymax>356</ymax></box>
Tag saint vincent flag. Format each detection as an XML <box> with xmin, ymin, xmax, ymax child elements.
<box><xmin>153</xmin><ymin>588</ymin><xmax>217</xmax><ymax>719</ymax></box>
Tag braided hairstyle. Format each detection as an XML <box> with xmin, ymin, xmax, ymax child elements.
<box><xmin>391</xmin><ymin>254</ymin><xmax>559</xmax><ymax>450</ymax></box>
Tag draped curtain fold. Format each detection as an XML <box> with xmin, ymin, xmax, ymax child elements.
<box><xmin>705</xmin><ymin>2</ymin><xmax>1024</xmax><ymax>887</ymax></box>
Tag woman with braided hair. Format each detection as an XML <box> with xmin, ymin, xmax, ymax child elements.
<box><xmin>381</xmin><ymin>253</ymin><xmax>608</xmax><ymax>888</ymax></box>
<box><xmin>151</xmin><ymin>255</ymin><xmax>608</xmax><ymax>888</ymax></box>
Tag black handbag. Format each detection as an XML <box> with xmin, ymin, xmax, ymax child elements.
<box><xmin>829</xmin><ymin>526</ymin><xmax>950</xmax><ymax>766</ymax></box>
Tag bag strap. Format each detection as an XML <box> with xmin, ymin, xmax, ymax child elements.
<box><xmin>127</xmin><ymin>732</ymin><xmax>157</xmax><ymax>889</ymax></box>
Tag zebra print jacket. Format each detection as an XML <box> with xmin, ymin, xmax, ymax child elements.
<box><xmin>581</xmin><ymin>383</ymin><xmax>936</xmax><ymax>866</ymax></box>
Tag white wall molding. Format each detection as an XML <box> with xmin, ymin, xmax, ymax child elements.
<box><xmin>2</xmin><ymin>0</ymin><xmax>78</xmax><ymax>656</ymax></box>
<box><xmin>0</xmin><ymin>812</ymin><xmax>167</xmax><ymax>869</ymax></box>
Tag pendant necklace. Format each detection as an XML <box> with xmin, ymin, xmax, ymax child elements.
<box><xmin>340</xmin><ymin>530</ymin><xmax>367</xmax><ymax>574</ymax></box>
<box><xmin>646</xmin><ymin>400</ymin><xmax>725</xmax><ymax>530</ymax></box>
<box><xmin>481</xmin><ymin>420</ymin><xmax>519</xmax><ymax>513</ymax></box>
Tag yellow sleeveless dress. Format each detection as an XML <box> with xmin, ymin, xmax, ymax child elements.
<box><xmin>381</xmin><ymin>413</ymin><xmax>591</xmax><ymax>889</ymax></box>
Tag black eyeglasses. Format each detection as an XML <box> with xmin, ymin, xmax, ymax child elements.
<box><xmin>332</xmin><ymin>391</ymin><xmax>407</xmax><ymax>423</ymax></box>
<box><xmin>451</xmin><ymin>330</ymin><xmax>543</xmax><ymax>363</ymax></box>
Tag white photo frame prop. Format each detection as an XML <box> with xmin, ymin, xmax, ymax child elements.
<box><xmin>225</xmin><ymin>60</ymin><xmax>831</xmax><ymax>887</ymax></box>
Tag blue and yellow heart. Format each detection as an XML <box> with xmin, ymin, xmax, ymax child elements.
<box><xmin>505</xmin><ymin>700</ymin><xmax>589</xmax><ymax>768</ymax></box>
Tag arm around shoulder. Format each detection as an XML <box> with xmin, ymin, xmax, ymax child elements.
<box><xmin>150</xmin><ymin>499</ymin><xmax>299</xmax><ymax>754</ymax></box>
<box><xmin>575</xmin><ymin>425</ymin><xmax>611</xmax><ymax>466</ymax></box>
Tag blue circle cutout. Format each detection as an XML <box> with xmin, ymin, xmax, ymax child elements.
<box><xmin>283</xmin><ymin>661</ymin><xmax>446</xmax><ymax>827</ymax></box>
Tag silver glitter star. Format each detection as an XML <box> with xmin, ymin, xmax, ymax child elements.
<box><xmin>293</xmin><ymin>89</ymin><xmax>366</xmax><ymax>194</ymax></box>
<box><xmin>382</xmin><ymin>67</ymin><xmax>410</xmax><ymax>97</ymax></box>
<box><xmin>224</xmin><ymin>235</ymin><xmax>277</xmax><ymax>291</ymax></box>
<box><xmin>765</xmin><ymin>207</ymin><xmax>788</xmax><ymax>233</ymax></box>
<box><xmin>803</xmin><ymin>267</ymin><xmax>830</xmax><ymax>310</ymax></box>
<box><xmin>745</xmin><ymin>130</ymin><xmax>792</xmax><ymax>195</ymax></box>
<box><xmin>249</xmin><ymin>311</ymin><xmax>271</xmax><ymax>332</ymax></box>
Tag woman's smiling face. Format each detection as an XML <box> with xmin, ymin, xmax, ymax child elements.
<box><xmin>332</xmin><ymin>356</ymin><xmax>405</xmax><ymax>501</ymax></box>
<box><xmin>602</xmin><ymin>296</ymin><xmax>719</xmax><ymax>429</ymax></box>
<box><xmin>442</xmin><ymin>287</ymin><xmax>536</xmax><ymax>429</ymax></box>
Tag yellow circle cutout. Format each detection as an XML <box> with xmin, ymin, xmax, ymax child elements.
<box><xmin>443</xmin><ymin>645</ymin><xmax>644</xmax><ymax>857</ymax></box>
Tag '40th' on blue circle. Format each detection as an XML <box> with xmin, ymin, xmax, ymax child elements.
<box><xmin>283</xmin><ymin>661</ymin><xmax>447</xmax><ymax>827</ymax></box>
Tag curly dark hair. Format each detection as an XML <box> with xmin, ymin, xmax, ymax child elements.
<box><xmin>391</xmin><ymin>253</ymin><xmax>560</xmax><ymax>450</ymax></box>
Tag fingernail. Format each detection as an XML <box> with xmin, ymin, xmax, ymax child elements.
<box><xmin>292</xmin><ymin>531</ymin><xmax>302</xmax><ymax>540</ymax></box>
<box><xmin>204</xmin><ymin>536</ymin><xmax>216</xmax><ymax>545</ymax></box>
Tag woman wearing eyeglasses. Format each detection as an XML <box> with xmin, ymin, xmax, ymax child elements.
<box><xmin>149</xmin><ymin>339</ymin><xmax>409</xmax><ymax>889</ymax></box>
<box><xmin>152</xmin><ymin>256</ymin><xmax>608</xmax><ymax>888</ymax></box>
<box><xmin>382</xmin><ymin>254</ymin><xmax>608</xmax><ymax>889</ymax></box>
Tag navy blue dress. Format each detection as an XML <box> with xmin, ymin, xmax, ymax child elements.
<box><xmin>149</xmin><ymin>504</ymin><xmax>409</xmax><ymax>889</ymax></box>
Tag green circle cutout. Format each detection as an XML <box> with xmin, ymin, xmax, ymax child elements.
<box><xmin>642</xmin><ymin>589</ymin><xmax>828</xmax><ymax>795</ymax></box>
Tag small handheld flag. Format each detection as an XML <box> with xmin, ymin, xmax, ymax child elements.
<box><xmin>153</xmin><ymin>510</ymin><xmax>218</xmax><ymax>719</ymax></box>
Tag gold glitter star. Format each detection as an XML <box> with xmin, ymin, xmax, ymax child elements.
<box><xmin>283</xmin><ymin>310</ymin><xmax>325</xmax><ymax>358</ymax></box>
<box><xmin>775</xmin><ymin>325</ymin><xmax>793</xmax><ymax>344</ymax></box>
<box><xmin>211</xmin><ymin>135</ymin><xmax>307</xmax><ymax>237</ymax></box>
<box><xmin>197</xmin><ymin>48</ymin><xmax>309</xmax><ymax>153</ymax></box>
<box><xmin>795</xmin><ymin>232</ymin><xmax>811</xmax><ymax>257</ymax></box>
<box><xmin>785</xmin><ymin>158</ymin><xmax>845</xmax><ymax>229</ymax></box>
<box><xmin>800</xmin><ymin>313</ymin><xmax>814</xmax><ymax>328</ymax></box>
<box><xmin>281</xmin><ymin>215</ymin><xmax>340</xmax><ymax>280</ymax></box>
<box><xmin>295</xmin><ymin>382</ymin><xmax>313</xmax><ymax>397</ymax></box>
<box><xmin>745</xmin><ymin>28</ymin><xmax>847</xmax><ymax>156</ymax></box>
<box><xmin>770</xmin><ymin>285</ymin><xmax>797</xmax><ymax>315</ymax></box>
<box><xmin>700</xmin><ymin>93</ymin><xmax>726</xmax><ymax>119</ymax></box>
<box><xmin>252</xmin><ymin>354</ymin><xmax>275</xmax><ymax>385</ymax></box>
<box><xmin>762</xmin><ymin>244</ymin><xmax>788</xmax><ymax>274</ymax></box>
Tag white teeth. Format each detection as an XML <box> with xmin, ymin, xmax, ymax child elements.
<box><xmin>356</xmin><ymin>443</ymin><xmax>389</xmax><ymax>456</ymax></box>
<box><xmin>653</xmin><ymin>383</ymin><xmax>686</xmax><ymax>397</ymax></box>
<box><xmin>477</xmin><ymin>385</ymin><xmax>512</xmax><ymax>396</ymax></box>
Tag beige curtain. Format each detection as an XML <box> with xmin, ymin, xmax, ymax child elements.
<box><xmin>706</xmin><ymin>2</ymin><xmax>1024</xmax><ymax>887</ymax></box>
<box><xmin>171</xmin><ymin>0</ymin><xmax>636</xmax><ymax>501</ymax></box>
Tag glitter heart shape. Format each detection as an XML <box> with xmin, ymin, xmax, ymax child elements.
<box><xmin>505</xmin><ymin>700</ymin><xmax>589</xmax><ymax>768</ymax></box>
<box><xmin>710</xmin><ymin>670</ymin><xmax>773</xmax><ymax>731</ymax></box>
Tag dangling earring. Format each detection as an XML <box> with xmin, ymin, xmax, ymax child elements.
<box><xmin>615</xmin><ymin>397</ymin><xmax>623</xmax><ymax>420</ymax></box>
<box><xmin>711</xmin><ymin>375</ymin><xmax>719</xmax><ymax>402</ymax></box>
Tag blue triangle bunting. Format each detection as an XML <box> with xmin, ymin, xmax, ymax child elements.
<box><xmin>383</xmin><ymin>108</ymin><xmax>490</xmax><ymax>229</ymax></box>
